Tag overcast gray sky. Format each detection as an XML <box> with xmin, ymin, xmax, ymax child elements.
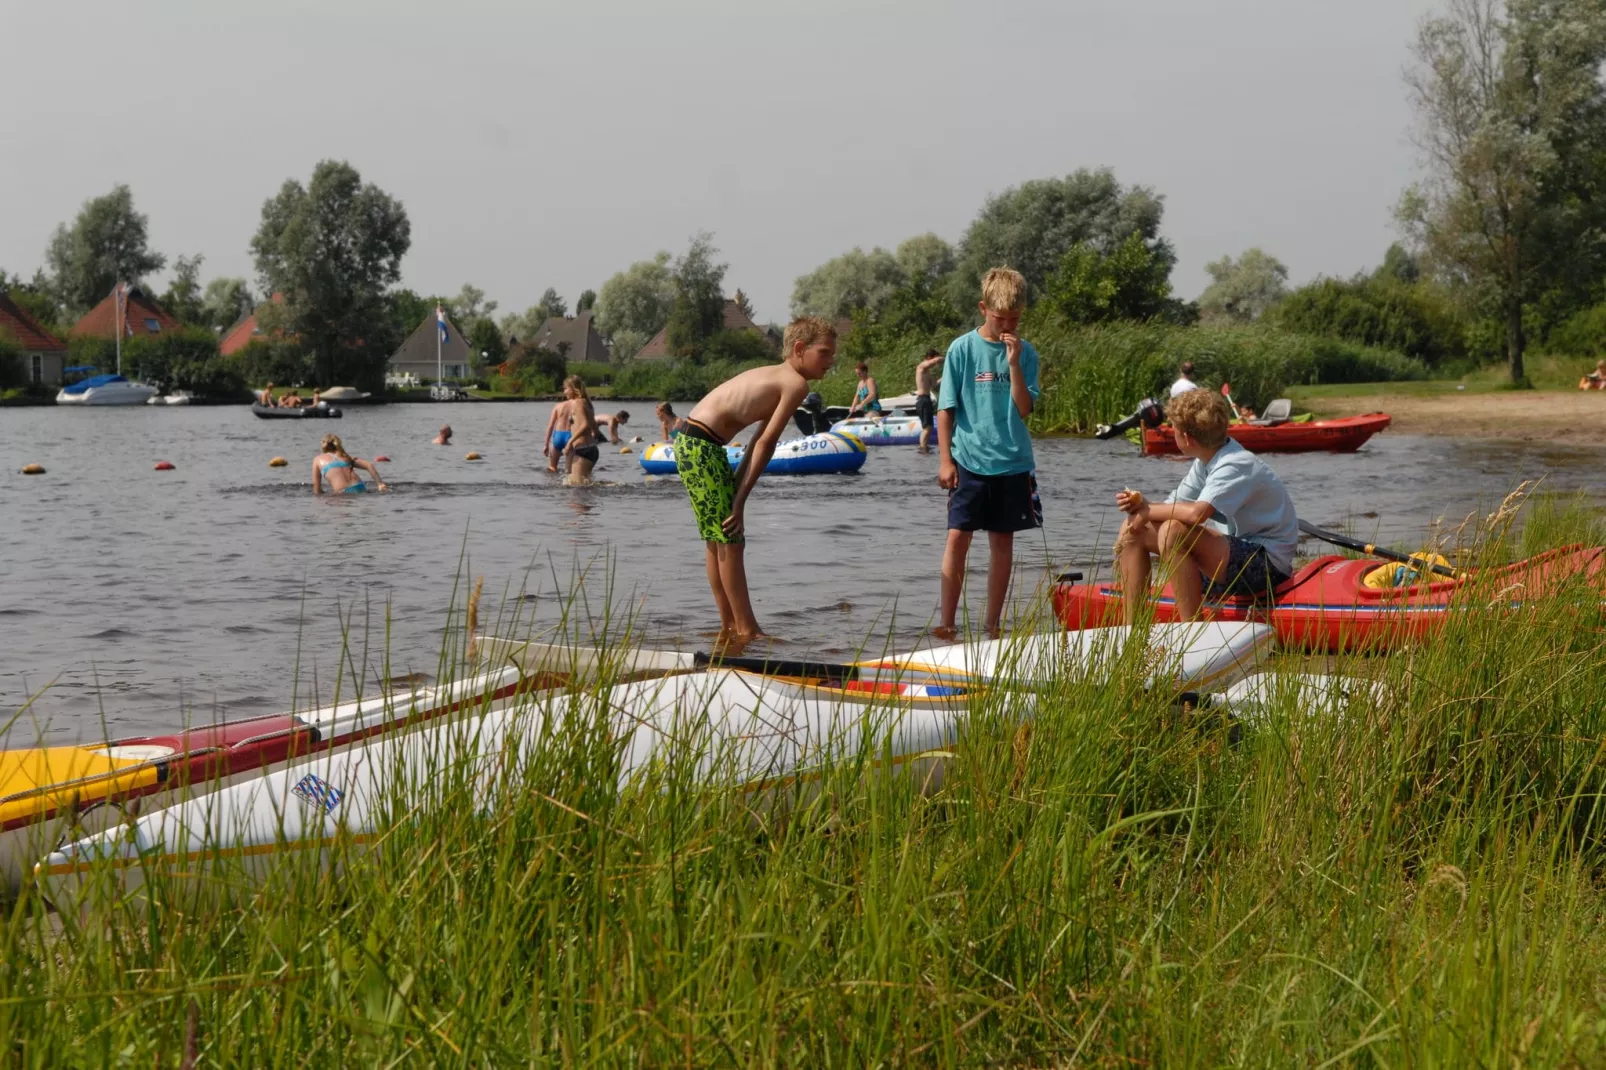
<box><xmin>1</xmin><ymin>0</ymin><xmax>1440</xmax><ymax>323</ymax></box>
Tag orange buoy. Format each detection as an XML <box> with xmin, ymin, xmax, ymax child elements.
<box><xmin>21</xmin><ymin>464</ymin><xmax>44</xmax><ymax>475</ymax></box>
<box><xmin>268</xmin><ymin>457</ymin><xmax>288</xmax><ymax>467</ymax></box>
<box><xmin>374</xmin><ymin>455</ymin><xmax>391</xmax><ymax>463</ymax></box>
<box><xmin>465</xmin><ymin>451</ymin><xmax>482</xmax><ymax>461</ymax></box>
<box><xmin>154</xmin><ymin>461</ymin><xmax>175</xmax><ymax>471</ymax></box>
<box><xmin>619</xmin><ymin>447</ymin><xmax>632</xmax><ymax>454</ymax></box>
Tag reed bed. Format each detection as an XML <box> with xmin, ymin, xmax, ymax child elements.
<box><xmin>4</xmin><ymin>502</ymin><xmax>1606</xmax><ymax>1066</ymax></box>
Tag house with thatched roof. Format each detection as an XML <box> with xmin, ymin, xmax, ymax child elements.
<box><xmin>633</xmin><ymin>298</ymin><xmax>768</xmax><ymax>362</ymax></box>
<box><xmin>526</xmin><ymin>312</ymin><xmax>610</xmax><ymax>363</ymax></box>
<box><xmin>389</xmin><ymin>309</ymin><xmax>478</xmax><ymax>381</ymax></box>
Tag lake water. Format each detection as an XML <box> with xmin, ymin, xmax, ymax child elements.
<box><xmin>2</xmin><ymin>401</ymin><xmax>1601</xmax><ymax>742</ymax></box>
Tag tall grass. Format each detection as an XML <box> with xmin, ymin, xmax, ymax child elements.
<box><xmin>5</xmin><ymin>502</ymin><xmax>1606</xmax><ymax>1065</ymax></box>
<box><xmin>826</xmin><ymin>320</ymin><xmax>1427</xmax><ymax>435</ymax></box>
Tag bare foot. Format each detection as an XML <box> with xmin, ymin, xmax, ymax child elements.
<box><xmin>932</xmin><ymin>625</ymin><xmax>958</xmax><ymax>642</ymax></box>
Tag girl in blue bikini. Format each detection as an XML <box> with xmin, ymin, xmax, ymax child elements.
<box><xmin>312</xmin><ymin>434</ymin><xmax>388</xmax><ymax>495</ymax></box>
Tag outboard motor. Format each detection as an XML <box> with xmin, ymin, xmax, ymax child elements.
<box><xmin>1095</xmin><ymin>397</ymin><xmax>1165</xmax><ymax>440</ymax></box>
<box><xmin>794</xmin><ymin>391</ymin><xmax>831</xmax><ymax>436</ymax></box>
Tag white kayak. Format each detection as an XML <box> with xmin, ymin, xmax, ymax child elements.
<box><xmin>831</xmin><ymin>415</ymin><xmax>923</xmax><ymax>446</ymax></box>
<box><xmin>36</xmin><ymin>667</ymin><xmax>989</xmax><ymax>907</ymax></box>
<box><xmin>37</xmin><ymin>624</ymin><xmax>1269</xmax><ymax>906</ymax></box>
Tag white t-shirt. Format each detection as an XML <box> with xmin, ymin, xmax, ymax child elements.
<box><xmin>1169</xmin><ymin>377</ymin><xmax>1199</xmax><ymax>399</ymax></box>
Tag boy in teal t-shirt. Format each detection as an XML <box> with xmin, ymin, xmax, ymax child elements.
<box><xmin>936</xmin><ymin>267</ymin><xmax>1041</xmax><ymax>639</ymax></box>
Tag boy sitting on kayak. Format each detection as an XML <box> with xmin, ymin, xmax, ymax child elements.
<box><xmin>677</xmin><ymin>316</ymin><xmax>838</xmax><ymax>642</ymax></box>
<box><xmin>1114</xmin><ymin>388</ymin><xmax>1298</xmax><ymax>622</ymax></box>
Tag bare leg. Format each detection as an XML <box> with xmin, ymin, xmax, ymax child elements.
<box><xmin>1156</xmin><ymin>519</ymin><xmax>1231</xmax><ymax>621</ymax></box>
<box><xmin>1118</xmin><ymin>519</ymin><xmax>1161</xmax><ymax>624</ymax></box>
<box><xmin>566</xmin><ymin>455</ymin><xmax>595</xmax><ymax>486</ymax></box>
<box><xmin>985</xmin><ymin>531</ymin><xmax>1014</xmax><ymax>636</ymax></box>
<box><xmin>704</xmin><ymin>543</ymin><xmax>736</xmax><ymax>633</ymax></box>
<box><xmin>918</xmin><ymin>426</ymin><xmax>932</xmax><ymax>454</ymax></box>
<box><xmin>716</xmin><ymin>542</ymin><xmax>763</xmax><ymax>637</ymax></box>
<box><xmin>938</xmin><ymin>529</ymin><xmax>974</xmax><ymax>638</ymax></box>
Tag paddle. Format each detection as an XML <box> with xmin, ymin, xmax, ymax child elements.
<box><xmin>1297</xmin><ymin>520</ymin><xmax>1461</xmax><ymax>579</ymax></box>
<box><xmin>1220</xmin><ymin>381</ymin><xmax>1243</xmax><ymax>421</ymax></box>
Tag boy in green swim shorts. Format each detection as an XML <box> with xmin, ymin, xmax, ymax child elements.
<box><xmin>677</xmin><ymin>316</ymin><xmax>837</xmax><ymax>641</ymax></box>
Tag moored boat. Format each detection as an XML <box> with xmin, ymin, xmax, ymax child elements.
<box><xmin>1141</xmin><ymin>413</ymin><xmax>1391</xmax><ymax>455</ymax></box>
<box><xmin>56</xmin><ymin>374</ymin><xmax>158</xmax><ymax>406</ymax></box>
<box><xmin>640</xmin><ymin>431</ymin><xmax>867</xmax><ymax>476</ymax></box>
<box><xmin>1053</xmin><ymin>545</ymin><xmax>1606</xmax><ymax>653</ymax></box>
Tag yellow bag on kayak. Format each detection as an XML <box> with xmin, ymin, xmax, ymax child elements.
<box><xmin>1363</xmin><ymin>553</ymin><xmax>1454</xmax><ymax>588</ymax></box>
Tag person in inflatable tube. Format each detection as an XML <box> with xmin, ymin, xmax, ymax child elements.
<box><xmin>1113</xmin><ymin>389</ymin><xmax>1299</xmax><ymax>622</ymax></box>
<box><xmin>676</xmin><ymin>316</ymin><xmax>838</xmax><ymax>642</ymax></box>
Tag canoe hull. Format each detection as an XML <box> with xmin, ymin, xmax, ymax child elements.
<box><xmin>1141</xmin><ymin>414</ymin><xmax>1391</xmax><ymax>456</ymax></box>
<box><xmin>1053</xmin><ymin>547</ymin><xmax>1606</xmax><ymax>653</ymax></box>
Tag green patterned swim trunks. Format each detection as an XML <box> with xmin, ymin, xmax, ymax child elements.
<box><xmin>675</xmin><ymin>430</ymin><xmax>742</xmax><ymax>544</ymax></box>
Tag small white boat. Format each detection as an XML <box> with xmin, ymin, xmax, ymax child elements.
<box><xmin>319</xmin><ymin>386</ymin><xmax>372</xmax><ymax>404</ymax></box>
<box><xmin>146</xmin><ymin>391</ymin><xmax>193</xmax><ymax>406</ymax></box>
<box><xmin>56</xmin><ymin>374</ymin><xmax>158</xmax><ymax>406</ymax></box>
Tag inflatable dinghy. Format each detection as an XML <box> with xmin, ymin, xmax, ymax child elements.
<box><xmin>640</xmin><ymin>432</ymin><xmax>866</xmax><ymax>476</ymax></box>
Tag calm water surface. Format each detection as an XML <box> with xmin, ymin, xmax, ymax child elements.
<box><xmin>2</xmin><ymin>402</ymin><xmax>1600</xmax><ymax>741</ymax></box>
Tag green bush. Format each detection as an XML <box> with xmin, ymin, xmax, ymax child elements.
<box><xmin>1547</xmin><ymin>300</ymin><xmax>1606</xmax><ymax>357</ymax></box>
<box><xmin>567</xmin><ymin>361</ymin><xmax>614</xmax><ymax>388</ymax></box>
<box><xmin>0</xmin><ymin>331</ymin><xmax>23</xmax><ymax>389</ymax></box>
<box><xmin>234</xmin><ymin>339</ymin><xmax>315</xmax><ymax>390</ymax></box>
<box><xmin>1267</xmin><ymin>275</ymin><xmax>1467</xmax><ymax>365</ymax></box>
<box><xmin>122</xmin><ymin>327</ymin><xmax>252</xmax><ymax>400</ymax></box>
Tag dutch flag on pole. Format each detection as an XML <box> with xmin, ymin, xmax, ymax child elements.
<box><xmin>436</xmin><ymin>305</ymin><xmax>449</xmax><ymax>344</ymax></box>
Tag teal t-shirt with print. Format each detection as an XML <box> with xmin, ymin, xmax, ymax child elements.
<box><xmin>937</xmin><ymin>329</ymin><xmax>1039</xmax><ymax>476</ymax></box>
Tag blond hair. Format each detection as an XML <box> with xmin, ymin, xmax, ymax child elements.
<box><xmin>319</xmin><ymin>434</ymin><xmax>352</xmax><ymax>461</ymax></box>
<box><xmin>782</xmin><ymin>316</ymin><xmax>837</xmax><ymax>356</ymax></box>
<box><xmin>1167</xmin><ymin>388</ymin><xmax>1230</xmax><ymax>448</ymax></box>
<box><xmin>980</xmin><ymin>267</ymin><xmax>1028</xmax><ymax>312</ymax></box>
<box><xmin>562</xmin><ymin>375</ymin><xmax>590</xmax><ymax>401</ymax></box>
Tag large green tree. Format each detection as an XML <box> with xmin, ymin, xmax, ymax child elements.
<box><xmin>894</xmin><ymin>233</ymin><xmax>957</xmax><ymax>285</ymax></box>
<box><xmin>200</xmin><ymin>277</ymin><xmax>255</xmax><ymax>330</ymax></box>
<box><xmin>250</xmin><ymin>160</ymin><xmax>411</xmax><ymax>388</ymax></box>
<box><xmin>161</xmin><ymin>254</ymin><xmax>206</xmax><ymax>325</ymax></box>
<box><xmin>1198</xmin><ymin>248</ymin><xmax>1289</xmax><ymax>323</ymax></box>
<box><xmin>951</xmin><ymin>169</ymin><xmax>1173</xmax><ymax>304</ymax></box>
<box><xmin>790</xmin><ymin>246</ymin><xmax>904</xmax><ymax>319</ymax></box>
<box><xmin>45</xmin><ymin>184</ymin><xmax>166</xmax><ymax>315</ymax></box>
<box><xmin>1400</xmin><ymin>0</ymin><xmax>1606</xmax><ymax>383</ymax></box>
<box><xmin>594</xmin><ymin>252</ymin><xmax>676</xmax><ymax>346</ymax></box>
<box><xmin>1042</xmin><ymin>233</ymin><xmax>1178</xmax><ymax>325</ymax></box>
<box><xmin>665</xmin><ymin>233</ymin><xmax>728</xmax><ymax>361</ymax></box>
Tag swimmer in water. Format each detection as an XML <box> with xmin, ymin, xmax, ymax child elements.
<box><xmin>656</xmin><ymin>401</ymin><xmax>685</xmax><ymax>441</ymax></box>
<box><xmin>433</xmin><ymin>424</ymin><xmax>453</xmax><ymax>445</ymax></box>
<box><xmin>313</xmin><ymin>433</ymin><xmax>388</xmax><ymax>495</ymax></box>
<box><xmin>562</xmin><ymin>376</ymin><xmax>601</xmax><ymax>485</ymax></box>
<box><xmin>596</xmin><ymin>410</ymin><xmax>630</xmax><ymax>444</ymax></box>
<box><xmin>543</xmin><ymin>385</ymin><xmax>577</xmax><ymax>472</ymax></box>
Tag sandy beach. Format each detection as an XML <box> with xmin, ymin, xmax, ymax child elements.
<box><xmin>1300</xmin><ymin>387</ymin><xmax>1606</xmax><ymax>441</ymax></box>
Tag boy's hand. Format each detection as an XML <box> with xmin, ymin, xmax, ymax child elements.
<box><xmin>1115</xmin><ymin>489</ymin><xmax>1146</xmax><ymax>515</ymax></box>
<box><xmin>721</xmin><ymin>506</ymin><xmax>744</xmax><ymax>539</ymax></box>
<box><xmin>938</xmin><ymin>459</ymin><xmax>959</xmax><ymax>490</ymax></box>
<box><xmin>1001</xmin><ymin>332</ymin><xmax>1022</xmax><ymax>363</ymax></box>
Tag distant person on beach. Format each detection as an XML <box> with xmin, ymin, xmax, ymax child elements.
<box><xmin>656</xmin><ymin>402</ymin><xmax>685</xmax><ymax>441</ymax></box>
<box><xmin>543</xmin><ymin>387</ymin><xmax>577</xmax><ymax>472</ymax></box>
<box><xmin>677</xmin><ymin>316</ymin><xmax>837</xmax><ymax>641</ymax></box>
<box><xmin>561</xmin><ymin>376</ymin><xmax>601</xmax><ymax>485</ymax></box>
<box><xmin>1113</xmin><ymin>388</ymin><xmax>1297</xmax><ymax>622</ymax></box>
<box><xmin>313</xmin><ymin>434</ymin><xmax>388</xmax><ymax>495</ymax></box>
<box><xmin>936</xmin><ymin>268</ymin><xmax>1040</xmax><ymax>640</ymax></box>
<box><xmin>1169</xmin><ymin>361</ymin><xmax>1200</xmax><ymax>399</ymax></box>
<box><xmin>433</xmin><ymin>424</ymin><xmax>453</xmax><ymax>445</ymax></box>
<box><xmin>914</xmin><ymin>347</ymin><xmax>944</xmax><ymax>454</ymax></box>
<box><xmin>846</xmin><ymin>361</ymin><xmax>881</xmax><ymax>418</ymax></box>
<box><xmin>1582</xmin><ymin>360</ymin><xmax>1606</xmax><ymax>390</ymax></box>
<box><xmin>596</xmin><ymin>410</ymin><xmax>630</xmax><ymax>444</ymax></box>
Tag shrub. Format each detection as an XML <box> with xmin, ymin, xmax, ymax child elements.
<box><xmin>1547</xmin><ymin>300</ymin><xmax>1606</xmax><ymax>358</ymax></box>
<box><xmin>1268</xmin><ymin>275</ymin><xmax>1467</xmax><ymax>365</ymax></box>
<box><xmin>234</xmin><ymin>339</ymin><xmax>315</xmax><ymax>389</ymax></box>
<box><xmin>0</xmin><ymin>331</ymin><xmax>23</xmax><ymax>388</ymax></box>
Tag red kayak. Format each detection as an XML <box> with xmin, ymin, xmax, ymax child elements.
<box><xmin>1053</xmin><ymin>545</ymin><xmax>1606</xmax><ymax>653</ymax></box>
<box><xmin>1142</xmin><ymin>413</ymin><xmax>1391</xmax><ymax>456</ymax></box>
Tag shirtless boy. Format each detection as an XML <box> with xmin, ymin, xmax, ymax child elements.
<box><xmin>677</xmin><ymin>316</ymin><xmax>838</xmax><ymax>639</ymax></box>
<box><xmin>914</xmin><ymin>348</ymin><xmax>943</xmax><ymax>453</ymax></box>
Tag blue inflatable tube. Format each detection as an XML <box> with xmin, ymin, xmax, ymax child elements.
<box><xmin>640</xmin><ymin>431</ymin><xmax>867</xmax><ymax>476</ymax></box>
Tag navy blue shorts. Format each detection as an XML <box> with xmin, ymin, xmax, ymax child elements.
<box><xmin>948</xmin><ymin>466</ymin><xmax>1041</xmax><ymax>534</ymax></box>
<box><xmin>1203</xmin><ymin>536</ymin><xmax>1290</xmax><ymax>600</ymax></box>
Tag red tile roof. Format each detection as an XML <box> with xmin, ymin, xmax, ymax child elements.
<box><xmin>0</xmin><ymin>292</ymin><xmax>66</xmax><ymax>352</ymax></box>
<box><xmin>70</xmin><ymin>285</ymin><xmax>182</xmax><ymax>339</ymax></box>
<box><xmin>219</xmin><ymin>293</ymin><xmax>286</xmax><ymax>356</ymax></box>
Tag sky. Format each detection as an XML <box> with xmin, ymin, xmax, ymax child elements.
<box><xmin>0</xmin><ymin>0</ymin><xmax>1442</xmax><ymax>324</ymax></box>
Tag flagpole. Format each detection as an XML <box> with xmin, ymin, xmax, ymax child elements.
<box><xmin>115</xmin><ymin>283</ymin><xmax>122</xmax><ymax>376</ymax></box>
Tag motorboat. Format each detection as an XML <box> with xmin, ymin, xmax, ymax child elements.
<box><xmin>56</xmin><ymin>374</ymin><xmax>158</xmax><ymax>406</ymax></box>
<box><xmin>319</xmin><ymin>386</ymin><xmax>374</xmax><ymax>405</ymax></box>
<box><xmin>252</xmin><ymin>402</ymin><xmax>342</xmax><ymax>419</ymax></box>
<box><xmin>146</xmin><ymin>391</ymin><xmax>194</xmax><ymax>406</ymax></box>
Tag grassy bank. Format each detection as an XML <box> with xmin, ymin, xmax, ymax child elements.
<box><xmin>5</xmin><ymin>497</ymin><xmax>1606</xmax><ymax>1064</ymax></box>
